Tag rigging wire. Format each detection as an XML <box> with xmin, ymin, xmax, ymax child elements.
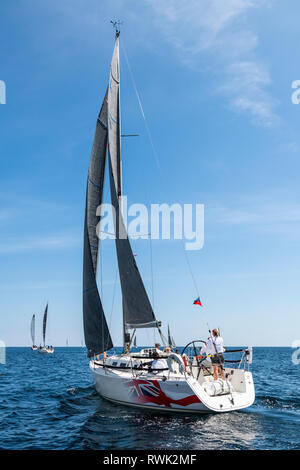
<box><xmin>122</xmin><ymin>39</ymin><xmax>159</xmax><ymax>325</ymax></box>
<box><xmin>98</xmin><ymin>180</ymin><xmax>110</xmax><ymax>303</ymax></box>
<box><xmin>106</xmin><ymin>268</ymin><xmax>118</xmax><ymax>351</ymax></box>
<box><xmin>121</xmin><ymin>39</ymin><xmax>201</xmax><ymax>306</ymax></box>
<box><xmin>121</xmin><ymin>41</ymin><xmax>163</xmax><ymax>180</ymax></box>
<box><xmin>99</xmin><ymin>172</ymin><xmax>111</xmax><ymax>354</ymax></box>
<box><xmin>182</xmin><ymin>239</ymin><xmax>201</xmax><ymax>299</ymax></box>
<box><xmin>149</xmin><ymin>234</ymin><xmax>155</xmax><ymax>310</ymax></box>
<box><xmin>99</xmin><ymin>241</ymin><xmax>103</xmax><ymax>301</ymax></box>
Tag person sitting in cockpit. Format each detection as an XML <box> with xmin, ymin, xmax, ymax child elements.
<box><xmin>151</xmin><ymin>351</ymin><xmax>168</xmax><ymax>370</ymax></box>
<box><xmin>154</xmin><ymin>343</ymin><xmax>163</xmax><ymax>356</ymax></box>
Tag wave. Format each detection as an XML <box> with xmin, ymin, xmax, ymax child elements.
<box><xmin>256</xmin><ymin>394</ymin><xmax>300</xmax><ymax>412</ymax></box>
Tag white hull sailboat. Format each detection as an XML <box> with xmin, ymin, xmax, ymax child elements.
<box><xmin>39</xmin><ymin>346</ymin><xmax>54</xmax><ymax>354</ymax></box>
<box><xmin>38</xmin><ymin>303</ymin><xmax>54</xmax><ymax>354</ymax></box>
<box><xmin>82</xmin><ymin>27</ymin><xmax>255</xmax><ymax>414</ymax></box>
<box><xmin>90</xmin><ymin>353</ymin><xmax>254</xmax><ymax>414</ymax></box>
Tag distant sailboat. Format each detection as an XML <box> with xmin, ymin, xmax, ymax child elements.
<box><xmin>66</xmin><ymin>338</ymin><xmax>69</xmax><ymax>347</ymax></box>
<box><xmin>168</xmin><ymin>324</ymin><xmax>176</xmax><ymax>349</ymax></box>
<box><xmin>39</xmin><ymin>303</ymin><xmax>54</xmax><ymax>354</ymax></box>
<box><xmin>83</xmin><ymin>27</ymin><xmax>255</xmax><ymax>414</ymax></box>
<box><xmin>30</xmin><ymin>314</ymin><xmax>37</xmax><ymax>350</ymax></box>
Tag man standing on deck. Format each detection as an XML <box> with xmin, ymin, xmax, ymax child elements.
<box><xmin>205</xmin><ymin>329</ymin><xmax>225</xmax><ymax>381</ymax></box>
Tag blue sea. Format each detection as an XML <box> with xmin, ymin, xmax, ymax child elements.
<box><xmin>0</xmin><ymin>347</ymin><xmax>299</xmax><ymax>450</ymax></box>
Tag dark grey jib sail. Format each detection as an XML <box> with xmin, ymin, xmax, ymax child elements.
<box><xmin>83</xmin><ymin>89</ymin><xmax>113</xmax><ymax>357</ymax></box>
<box><xmin>42</xmin><ymin>303</ymin><xmax>48</xmax><ymax>347</ymax></box>
<box><xmin>107</xmin><ymin>34</ymin><xmax>159</xmax><ymax>337</ymax></box>
<box><xmin>30</xmin><ymin>314</ymin><xmax>35</xmax><ymax>346</ymax></box>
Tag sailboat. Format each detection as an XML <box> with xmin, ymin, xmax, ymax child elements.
<box><xmin>168</xmin><ymin>324</ymin><xmax>176</xmax><ymax>349</ymax></box>
<box><xmin>39</xmin><ymin>303</ymin><xmax>54</xmax><ymax>354</ymax></box>
<box><xmin>30</xmin><ymin>314</ymin><xmax>38</xmax><ymax>350</ymax></box>
<box><xmin>82</xmin><ymin>27</ymin><xmax>255</xmax><ymax>413</ymax></box>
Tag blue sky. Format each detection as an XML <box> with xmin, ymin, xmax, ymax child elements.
<box><xmin>0</xmin><ymin>0</ymin><xmax>300</xmax><ymax>347</ymax></box>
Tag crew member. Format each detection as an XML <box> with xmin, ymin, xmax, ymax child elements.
<box><xmin>205</xmin><ymin>329</ymin><xmax>225</xmax><ymax>380</ymax></box>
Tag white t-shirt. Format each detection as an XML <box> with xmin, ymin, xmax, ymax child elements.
<box><xmin>205</xmin><ymin>336</ymin><xmax>224</xmax><ymax>355</ymax></box>
<box><xmin>152</xmin><ymin>358</ymin><xmax>168</xmax><ymax>369</ymax></box>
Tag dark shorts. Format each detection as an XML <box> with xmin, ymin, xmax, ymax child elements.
<box><xmin>211</xmin><ymin>353</ymin><xmax>224</xmax><ymax>365</ymax></box>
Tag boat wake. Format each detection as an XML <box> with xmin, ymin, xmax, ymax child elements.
<box><xmin>256</xmin><ymin>394</ymin><xmax>300</xmax><ymax>412</ymax></box>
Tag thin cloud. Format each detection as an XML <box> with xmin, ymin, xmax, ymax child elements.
<box><xmin>221</xmin><ymin>61</ymin><xmax>278</xmax><ymax>126</ymax></box>
<box><xmin>0</xmin><ymin>233</ymin><xmax>81</xmax><ymax>254</ymax></box>
<box><xmin>14</xmin><ymin>0</ymin><xmax>277</xmax><ymax>125</ymax></box>
<box><xmin>210</xmin><ymin>203</ymin><xmax>300</xmax><ymax>238</ymax></box>
<box><xmin>147</xmin><ymin>0</ymin><xmax>277</xmax><ymax>126</ymax></box>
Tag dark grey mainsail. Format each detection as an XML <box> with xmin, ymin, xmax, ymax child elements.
<box><xmin>42</xmin><ymin>303</ymin><xmax>48</xmax><ymax>346</ymax></box>
<box><xmin>83</xmin><ymin>90</ymin><xmax>113</xmax><ymax>357</ymax></box>
<box><xmin>107</xmin><ymin>34</ymin><xmax>159</xmax><ymax>336</ymax></box>
<box><xmin>30</xmin><ymin>314</ymin><xmax>35</xmax><ymax>346</ymax></box>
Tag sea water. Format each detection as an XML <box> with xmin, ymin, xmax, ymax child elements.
<box><xmin>0</xmin><ymin>347</ymin><xmax>299</xmax><ymax>449</ymax></box>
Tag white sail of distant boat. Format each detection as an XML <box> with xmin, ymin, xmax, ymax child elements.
<box><xmin>30</xmin><ymin>314</ymin><xmax>37</xmax><ymax>350</ymax></box>
<box><xmin>82</xmin><ymin>26</ymin><xmax>255</xmax><ymax>413</ymax></box>
<box><xmin>39</xmin><ymin>303</ymin><xmax>54</xmax><ymax>354</ymax></box>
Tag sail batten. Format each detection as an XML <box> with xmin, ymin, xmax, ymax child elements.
<box><xmin>83</xmin><ymin>89</ymin><xmax>113</xmax><ymax>357</ymax></box>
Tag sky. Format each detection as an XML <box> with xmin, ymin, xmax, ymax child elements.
<box><xmin>0</xmin><ymin>0</ymin><xmax>300</xmax><ymax>347</ymax></box>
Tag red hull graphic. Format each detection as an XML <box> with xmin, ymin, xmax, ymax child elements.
<box><xmin>127</xmin><ymin>378</ymin><xmax>201</xmax><ymax>407</ymax></box>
